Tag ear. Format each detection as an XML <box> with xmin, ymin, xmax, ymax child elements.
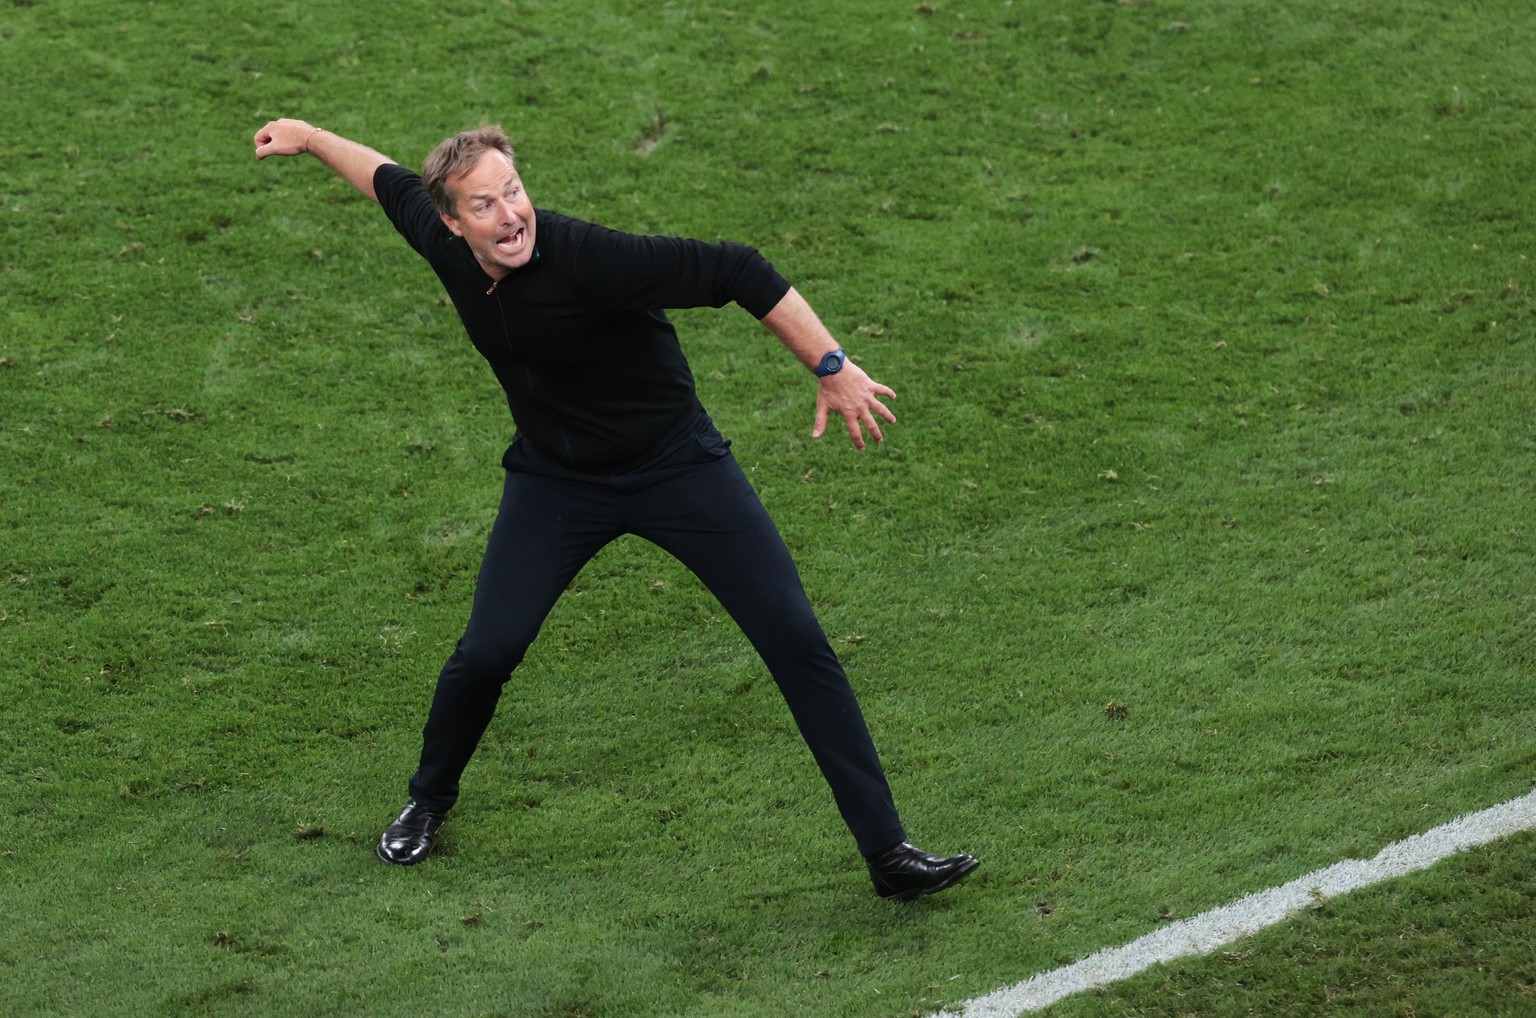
<box><xmin>439</xmin><ymin>211</ymin><xmax>463</xmax><ymax>237</ymax></box>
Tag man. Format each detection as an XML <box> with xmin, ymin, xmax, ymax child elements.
<box><xmin>252</xmin><ymin>118</ymin><xmax>977</xmax><ymax>900</ymax></box>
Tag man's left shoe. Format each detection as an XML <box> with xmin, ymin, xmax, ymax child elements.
<box><xmin>867</xmin><ymin>842</ymin><xmax>979</xmax><ymax>901</ymax></box>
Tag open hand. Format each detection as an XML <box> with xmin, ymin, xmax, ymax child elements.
<box><xmin>813</xmin><ymin>361</ymin><xmax>897</xmax><ymax>450</ymax></box>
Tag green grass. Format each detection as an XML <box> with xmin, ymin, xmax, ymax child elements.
<box><xmin>3</xmin><ymin>0</ymin><xmax>1534</xmax><ymax>1015</ymax></box>
<box><xmin>1062</xmin><ymin>831</ymin><xmax>1536</xmax><ymax>1016</ymax></box>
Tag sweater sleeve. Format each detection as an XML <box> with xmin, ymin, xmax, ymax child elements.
<box><xmin>565</xmin><ymin>221</ymin><xmax>792</xmax><ymax>320</ymax></box>
<box><xmin>373</xmin><ymin>163</ymin><xmax>451</xmax><ymax>261</ymax></box>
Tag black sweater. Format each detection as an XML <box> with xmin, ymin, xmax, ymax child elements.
<box><xmin>375</xmin><ymin>163</ymin><xmax>792</xmax><ymax>472</ymax></box>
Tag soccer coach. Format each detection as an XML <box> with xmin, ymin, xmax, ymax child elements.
<box><xmin>253</xmin><ymin>118</ymin><xmax>977</xmax><ymax>901</ymax></box>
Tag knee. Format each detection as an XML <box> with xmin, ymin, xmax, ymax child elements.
<box><xmin>443</xmin><ymin>631</ymin><xmax>531</xmax><ymax>684</ymax></box>
<box><xmin>751</xmin><ymin>613</ymin><xmax>839</xmax><ymax>672</ymax></box>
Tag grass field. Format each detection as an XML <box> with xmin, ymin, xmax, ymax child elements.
<box><xmin>3</xmin><ymin>1</ymin><xmax>1533</xmax><ymax>1015</ymax></box>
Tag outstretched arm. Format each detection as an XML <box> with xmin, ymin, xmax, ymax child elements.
<box><xmin>253</xmin><ymin>118</ymin><xmax>394</xmax><ymax>203</ymax></box>
<box><xmin>760</xmin><ymin>287</ymin><xmax>897</xmax><ymax>451</ymax></box>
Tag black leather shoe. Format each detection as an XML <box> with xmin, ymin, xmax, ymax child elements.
<box><xmin>376</xmin><ymin>801</ymin><xmax>445</xmax><ymax>866</ymax></box>
<box><xmin>867</xmin><ymin>842</ymin><xmax>979</xmax><ymax>901</ymax></box>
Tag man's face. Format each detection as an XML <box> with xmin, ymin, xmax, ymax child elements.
<box><xmin>440</xmin><ymin>149</ymin><xmax>537</xmax><ymax>279</ymax></box>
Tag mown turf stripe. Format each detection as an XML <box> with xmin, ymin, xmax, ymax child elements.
<box><xmin>942</xmin><ymin>790</ymin><xmax>1536</xmax><ymax>1017</ymax></box>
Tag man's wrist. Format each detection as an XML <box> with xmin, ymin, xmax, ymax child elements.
<box><xmin>304</xmin><ymin>127</ymin><xmax>327</xmax><ymax>154</ymax></box>
<box><xmin>813</xmin><ymin>348</ymin><xmax>847</xmax><ymax>378</ymax></box>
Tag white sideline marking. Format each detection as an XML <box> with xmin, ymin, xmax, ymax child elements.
<box><xmin>940</xmin><ymin>790</ymin><xmax>1536</xmax><ymax>1017</ymax></box>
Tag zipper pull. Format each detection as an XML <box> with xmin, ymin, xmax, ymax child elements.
<box><xmin>485</xmin><ymin>278</ymin><xmax>500</xmax><ymax>296</ymax></box>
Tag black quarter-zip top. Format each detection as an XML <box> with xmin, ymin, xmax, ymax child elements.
<box><xmin>374</xmin><ymin>163</ymin><xmax>790</xmax><ymax>474</ymax></box>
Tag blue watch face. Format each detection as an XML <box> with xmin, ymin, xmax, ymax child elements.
<box><xmin>819</xmin><ymin>351</ymin><xmax>844</xmax><ymax>375</ymax></box>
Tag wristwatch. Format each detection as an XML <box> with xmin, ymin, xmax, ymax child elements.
<box><xmin>814</xmin><ymin>348</ymin><xmax>847</xmax><ymax>378</ymax></box>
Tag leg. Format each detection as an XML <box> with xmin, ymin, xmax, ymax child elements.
<box><xmin>630</xmin><ymin>455</ymin><xmax>906</xmax><ymax>857</ymax></box>
<box><xmin>407</xmin><ymin>470</ymin><xmax>618</xmax><ymax>812</ymax></box>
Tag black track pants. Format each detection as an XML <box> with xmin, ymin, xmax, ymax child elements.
<box><xmin>405</xmin><ymin>440</ymin><xmax>906</xmax><ymax>857</ymax></box>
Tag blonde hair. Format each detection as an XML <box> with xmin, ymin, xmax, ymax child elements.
<box><xmin>422</xmin><ymin>125</ymin><xmax>516</xmax><ymax>216</ymax></box>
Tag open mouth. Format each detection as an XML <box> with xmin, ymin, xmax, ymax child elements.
<box><xmin>496</xmin><ymin>227</ymin><xmax>525</xmax><ymax>252</ymax></box>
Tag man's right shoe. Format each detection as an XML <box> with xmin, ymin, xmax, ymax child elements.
<box><xmin>376</xmin><ymin>801</ymin><xmax>445</xmax><ymax>866</ymax></box>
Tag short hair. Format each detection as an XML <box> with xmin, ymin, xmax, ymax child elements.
<box><xmin>422</xmin><ymin>125</ymin><xmax>516</xmax><ymax>217</ymax></box>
